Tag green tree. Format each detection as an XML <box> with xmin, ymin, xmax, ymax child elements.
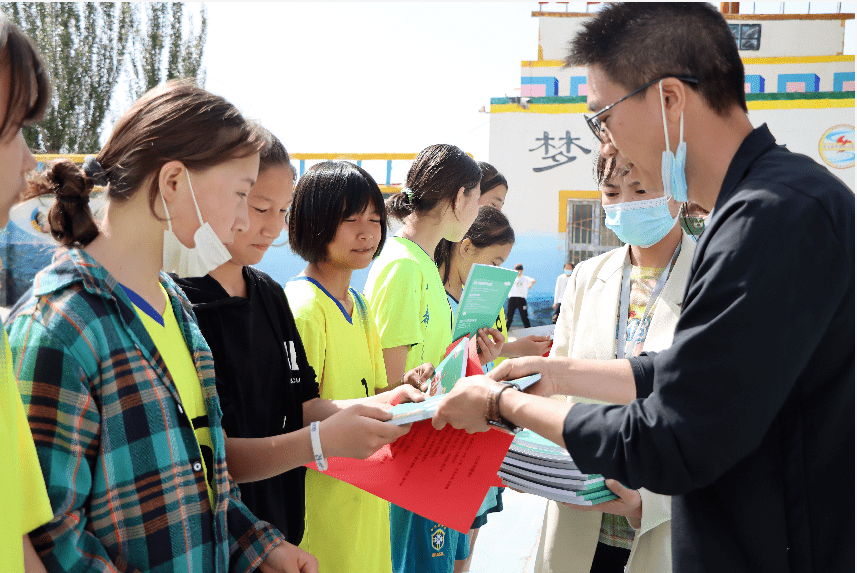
<box><xmin>1</xmin><ymin>2</ymin><xmax>133</xmax><ymax>153</ymax></box>
<box><xmin>128</xmin><ymin>2</ymin><xmax>207</xmax><ymax>100</ymax></box>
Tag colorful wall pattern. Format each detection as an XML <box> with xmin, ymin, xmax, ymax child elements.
<box><xmin>745</xmin><ymin>74</ymin><xmax>766</xmax><ymax>93</ymax></box>
<box><xmin>834</xmin><ymin>72</ymin><xmax>856</xmax><ymax>92</ymax></box>
<box><xmin>521</xmin><ymin>76</ymin><xmax>558</xmax><ymax>97</ymax></box>
<box><xmin>778</xmin><ymin>73</ymin><xmax>820</xmax><ymax>93</ymax></box>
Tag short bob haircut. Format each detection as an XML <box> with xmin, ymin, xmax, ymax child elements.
<box><xmin>289</xmin><ymin>161</ymin><xmax>387</xmax><ymax>264</ymax></box>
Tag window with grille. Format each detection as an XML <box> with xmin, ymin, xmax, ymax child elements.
<box><xmin>729</xmin><ymin>23</ymin><xmax>761</xmax><ymax>51</ymax></box>
<box><xmin>565</xmin><ymin>199</ymin><xmax>622</xmax><ymax>266</ymax></box>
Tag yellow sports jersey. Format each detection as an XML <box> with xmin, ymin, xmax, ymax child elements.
<box><xmin>364</xmin><ymin>236</ymin><xmax>453</xmax><ymax>370</ymax></box>
<box><xmin>494</xmin><ymin>307</ymin><xmax>510</xmax><ymax>366</ymax></box>
<box><xmin>0</xmin><ymin>329</ymin><xmax>53</xmax><ymax>572</ymax></box>
<box><xmin>285</xmin><ymin>277</ymin><xmax>391</xmax><ymax>573</ymax></box>
<box><xmin>129</xmin><ymin>284</ymin><xmax>215</xmax><ymax>509</ymax></box>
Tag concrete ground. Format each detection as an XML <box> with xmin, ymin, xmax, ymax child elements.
<box><xmin>466</xmin><ymin>489</ymin><xmax>547</xmax><ymax>573</ymax></box>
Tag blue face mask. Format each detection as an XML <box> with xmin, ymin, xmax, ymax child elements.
<box><xmin>659</xmin><ymin>80</ymin><xmax>688</xmax><ymax>203</ymax></box>
<box><xmin>603</xmin><ymin>195</ymin><xmax>677</xmax><ymax>248</ymax></box>
<box><xmin>563</xmin><ymin>269</ymin><xmax>573</xmax><ymax>275</ymax></box>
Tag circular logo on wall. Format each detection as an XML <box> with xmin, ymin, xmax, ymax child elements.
<box><xmin>818</xmin><ymin>125</ymin><xmax>855</xmax><ymax>169</ymax></box>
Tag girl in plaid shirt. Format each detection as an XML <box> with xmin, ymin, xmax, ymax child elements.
<box><xmin>8</xmin><ymin>82</ymin><xmax>316</xmax><ymax>573</ymax></box>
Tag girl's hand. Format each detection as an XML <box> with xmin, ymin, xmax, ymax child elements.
<box><xmin>510</xmin><ymin>334</ymin><xmax>553</xmax><ymax>357</ymax></box>
<box><xmin>474</xmin><ymin>327</ymin><xmax>505</xmax><ymax>366</ymax></box>
<box><xmin>401</xmin><ymin>362</ymin><xmax>435</xmax><ymax>392</ymax></box>
<box><xmin>561</xmin><ymin>479</ymin><xmax>643</xmax><ymax>530</ymax></box>
<box><xmin>320</xmin><ymin>404</ymin><xmax>412</xmax><ymax>459</ymax></box>
<box><xmin>371</xmin><ymin>384</ymin><xmax>426</xmax><ymax>407</ymax></box>
<box><xmin>258</xmin><ymin>542</ymin><xmax>319</xmax><ymax>573</ymax></box>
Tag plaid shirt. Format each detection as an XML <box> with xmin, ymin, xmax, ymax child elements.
<box><xmin>6</xmin><ymin>248</ymin><xmax>283</xmax><ymax>573</ymax></box>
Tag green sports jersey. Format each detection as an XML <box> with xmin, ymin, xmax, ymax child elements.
<box><xmin>363</xmin><ymin>236</ymin><xmax>453</xmax><ymax>371</ymax></box>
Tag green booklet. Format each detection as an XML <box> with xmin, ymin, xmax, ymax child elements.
<box><xmin>427</xmin><ymin>336</ymin><xmax>469</xmax><ymax>396</ymax></box>
<box><xmin>387</xmin><ymin>374</ymin><xmax>542</xmax><ymax>425</ymax></box>
<box><xmin>452</xmin><ymin>264</ymin><xmax>519</xmax><ymax>342</ymax></box>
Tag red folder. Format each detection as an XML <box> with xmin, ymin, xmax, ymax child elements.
<box><xmin>306</xmin><ymin>420</ymin><xmax>514</xmax><ymax>533</ymax></box>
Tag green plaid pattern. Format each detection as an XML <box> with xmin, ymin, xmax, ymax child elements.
<box><xmin>7</xmin><ymin>248</ymin><xmax>283</xmax><ymax>573</ymax></box>
<box><xmin>598</xmin><ymin>512</ymin><xmax>635</xmax><ymax>550</ymax></box>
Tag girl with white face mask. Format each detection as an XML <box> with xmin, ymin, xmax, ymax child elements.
<box><xmin>532</xmin><ymin>153</ymin><xmax>696</xmax><ymax>573</ymax></box>
<box><xmin>10</xmin><ymin>81</ymin><xmax>318</xmax><ymax>572</ymax></box>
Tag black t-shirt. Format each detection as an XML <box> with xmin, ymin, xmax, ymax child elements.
<box><xmin>175</xmin><ymin>267</ymin><xmax>320</xmax><ymax>545</ymax></box>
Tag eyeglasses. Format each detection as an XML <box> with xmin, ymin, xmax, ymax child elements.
<box><xmin>584</xmin><ymin>75</ymin><xmax>699</xmax><ymax>143</ymax></box>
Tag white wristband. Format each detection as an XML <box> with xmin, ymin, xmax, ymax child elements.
<box><xmin>310</xmin><ymin>421</ymin><xmax>328</xmax><ymax>471</ymax></box>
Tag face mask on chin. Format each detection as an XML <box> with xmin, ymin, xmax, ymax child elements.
<box><xmin>659</xmin><ymin>80</ymin><xmax>689</xmax><ymax>204</ymax></box>
<box><xmin>160</xmin><ymin>170</ymin><xmax>232</xmax><ymax>278</ymax></box>
<box><xmin>603</xmin><ymin>195</ymin><xmax>678</xmax><ymax>248</ymax></box>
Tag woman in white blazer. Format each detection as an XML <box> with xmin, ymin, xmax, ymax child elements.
<box><xmin>533</xmin><ymin>156</ymin><xmax>697</xmax><ymax>573</ymax></box>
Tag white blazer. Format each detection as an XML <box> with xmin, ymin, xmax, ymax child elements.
<box><xmin>534</xmin><ymin>232</ymin><xmax>696</xmax><ymax>573</ymax></box>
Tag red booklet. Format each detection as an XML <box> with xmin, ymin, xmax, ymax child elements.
<box><xmin>306</xmin><ymin>420</ymin><xmax>514</xmax><ymax>533</ymax></box>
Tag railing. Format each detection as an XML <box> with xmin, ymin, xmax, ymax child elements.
<box><xmin>34</xmin><ymin>152</ymin><xmax>467</xmax><ymax>194</ymax></box>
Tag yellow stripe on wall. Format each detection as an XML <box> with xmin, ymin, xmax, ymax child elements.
<box><xmin>492</xmin><ymin>98</ymin><xmax>853</xmax><ymax>114</ymax></box>
<box><xmin>747</xmin><ymin>98</ymin><xmax>855</xmax><ymax>109</ymax></box>
<box><xmin>741</xmin><ymin>55</ymin><xmax>854</xmax><ymax>64</ymax></box>
<box><xmin>521</xmin><ymin>55</ymin><xmax>854</xmax><ymax>68</ymax></box>
<box><xmin>491</xmin><ymin>103</ymin><xmax>590</xmax><ymax>114</ymax></box>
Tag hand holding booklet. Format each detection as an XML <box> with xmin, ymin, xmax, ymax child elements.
<box><xmin>305</xmin><ymin>374</ymin><xmax>540</xmax><ymax>533</ymax></box>
<box><xmin>387</xmin><ymin>374</ymin><xmax>542</xmax><ymax>425</ymax></box>
<box><xmin>452</xmin><ymin>264</ymin><xmax>518</xmax><ymax>341</ymax></box>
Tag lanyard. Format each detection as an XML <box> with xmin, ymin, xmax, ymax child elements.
<box><xmin>617</xmin><ymin>243</ymin><xmax>681</xmax><ymax>360</ymax></box>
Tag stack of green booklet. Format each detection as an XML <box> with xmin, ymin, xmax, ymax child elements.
<box><xmin>499</xmin><ymin>430</ymin><xmax>618</xmax><ymax>505</ymax></box>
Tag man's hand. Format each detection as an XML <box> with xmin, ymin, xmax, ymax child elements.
<box><xmin>488</xmin><ymin>356</ymin><xmax>558</xmax><ymax>397</ymax></box>
<box><xmin>258</xmin><ymin>542</ymin><xmax>319</xmax><ymax>573</ymax></box>
<box><xmin>432</xmin><ymin>375</ymin><xmax>495</xmax><ymax>433</ymax></box>
<box><xmin>474</xmin><ymin>327</ymin><xmax>505</xmax><ymax>366</ymax></box>
<box><xmin>562</xmin><ymin>479</ymin><xmax>643</xmax><ymax>530</ymax></box>
<box><xmin>321</xmin><ymin>403</ymin><xmax>412</xmax><ymax>459</ymax></box>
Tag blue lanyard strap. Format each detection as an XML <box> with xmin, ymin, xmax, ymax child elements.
<box><xmin>617</xmin><ymin>243</ymin><xmax>681</xmax><ymax>360</ymax></box>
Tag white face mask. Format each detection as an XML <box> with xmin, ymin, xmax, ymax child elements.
<box><xmin>160</xmin><ymin>170</ymin><xmax>232</xmax><ymax>278</ymax></box>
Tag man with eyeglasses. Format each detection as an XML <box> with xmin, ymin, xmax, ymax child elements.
<box><xmin>432</xmin><ymin>4</ymin><xmax>854</xmax><ymax>573</ymax></box>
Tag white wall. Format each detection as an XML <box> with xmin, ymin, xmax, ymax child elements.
<box><xmin>535</xmin><ymin>14</ymin><xmax>851</xmax><ymax>62</ymax></box>
<box><xmin>489</xmin><ymin>112</ymin><xmax>600</xmax><ymax>236</ymax></box>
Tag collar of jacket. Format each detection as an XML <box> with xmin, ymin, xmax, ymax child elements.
<box><xmin>714</xmin><ymin>123</ymin><xmax>779</xmax><ymax>213</ymax></box>
<box><xmin>30</xmin><ymin>247</ymin><xmax>201</xmax><ymax>370</ymax></box>
<box><xmin>33</xmin><ymin>247</ymin><xmax>190</xmax><ymax>319</ymax></box>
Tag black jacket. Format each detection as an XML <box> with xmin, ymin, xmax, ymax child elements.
<box><xmin>174</xmin><ymin>267</ymin><xmax>320</xmax><ymax>546</ymax></box>
<box><xmin>564</xmin><ymin>125</ymin><xmax>854</xmax><ymax>572</ymax></box>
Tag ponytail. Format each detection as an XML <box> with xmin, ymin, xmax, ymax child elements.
<box><xmin>388</xmin><ymin>144</ymin><xmax>481</xmax><ymax>223</ymax></box>
<box><xmin>386</xmin><ymin>188</ymin><xmax>416</xmax><ymax>222</ymax></box>
<box><xmin>23</xmin><ymin>159</ymin><xmax>99</xmax><ymax>247</ymax></box>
